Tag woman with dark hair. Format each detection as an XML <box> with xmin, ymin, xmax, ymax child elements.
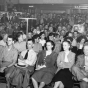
<box><xmin>14</xmin><ymin>32</ymin><xmax>26</xmax><ymax>53</ymax></box>
<box><xmin>32</xmin><ymin>34</ymin><xmax>42</xmax><ymax>53</ymax></box>
<box><xmin>31</xmin><ymin>40</ymin><xmax>58</xmax><ymax>88</ymax></box>
<box><xmin>39</xmin><ymin>32</ymin><xmax>46</xmax><ymax>50</ymax></box>
<box><xmin>53</xmin><ymin>40</ymin><xmax>75</xmax><ymax>88</ymax></box>
<box><xmin>76</xmin><ymin>35</ymin><xmax>87</xmax><ymax>56</ymax></box>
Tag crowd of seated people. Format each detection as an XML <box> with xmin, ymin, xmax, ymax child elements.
<box><xmin>0</xmin><ymin>11</ymin><xmax>88</xmax><ymax>88</ymax></box>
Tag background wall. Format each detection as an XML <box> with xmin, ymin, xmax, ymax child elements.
<box><xmin>11</xmin><ymin>0</ymin><xmax>19</xmax><ymax>4</ymax></box>
<box><xmin>64</xmin><ymin>0</ymin><xmax>88</xmax><ymax>4</ymax></box>
<box><xmin>19</xmin><ymin>0</ymin><xmax>88</xmax><ymax>4</ymax></box>
<box><xmin>1</xmin><ymin>0</ymin><xmax>88</xmax><ymax>5</ymax></box>
<box><xmin>6</xmin><ymin>0</ymin><xmax>19</xmax><ymax>4</ymax></box>
<box><xmin>0</xmin><ymin>0</ymin><xmax>19</xmax><ymax>5</ymax></box>
<box><xmin>0</xmin><ymin>0</ymin><xmax>5</xmax><ymax>5</ymax></box>
<box><xmin>19</xmin><ymin>0</ymin><xmax>63</xmax><ymax>4</ymax></box>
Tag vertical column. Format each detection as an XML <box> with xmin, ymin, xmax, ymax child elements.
<box><xmin>0</xmin><ymin>0</ymin><xmax>5</xmax><ymax>11</ymax></box>
<box><xmin>4</xmin><ymin>0</ymin><xmax>8</xmax><ymax>11</ymax></box>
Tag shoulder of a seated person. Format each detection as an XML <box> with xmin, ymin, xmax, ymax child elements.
<box><xmin>12</xmin><ymin>46</ymin><xmax>18</xmax><ymax>52</ymax></box>
<box><xmin>70</xmin><ymin>51</ymin><xmax>75</xmax><ymax>56</ymax></box>
<box><xmin>38</xmin><ymin>50</ymin><xmax>45</xmax><ymax>54</ymax></box>
<box><xmin>58</xmin><ymin>51</ymin><xmax>75</xmax><ymax>55</ymax></box>
<box><xmin>21</xmin><ymin>49</ymin><xmax>27</xmax><ymax>54</ymax></box>
<box><xmin>77</xmin><ymin>54</ymin><xmax>84</xmax><ymax>59</ymax></box>
<box><xmin>57</xmin><ymin>51</ymin><xmax>64</xmax><ymax>56</ymax></box>
<box><xmin>30</xmin><ymin>49</ymin><xmax>37</xmax><ymax>55</ymax></box>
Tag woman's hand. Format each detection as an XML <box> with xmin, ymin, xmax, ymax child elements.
<box><xmin>36</xmin><ymin>65</ymin><xmax>41</xmax><ymax>70</ymax></box>
<box><xmin>58</xmin><ymin>62</ymin><xmax>64</xmax><ymax>69</ymax></box>
<box><xmin>36</xmin><ymin>65</ymin><xmax>46</xmax><ymax>70</ymax></box>
<box><xmin>81</xmin><ymin>70</ymin><xmax>88</xmax><ymax>76</ymax></box>
<box><xmin>0</xmin><ymin>67</ymin><xmax>7</xmax><ymax>72</ymax></box>
<box><xmin>18</xmin><ymin>59</ymin><xmax>26</xmax><ymax>65</ymax></box>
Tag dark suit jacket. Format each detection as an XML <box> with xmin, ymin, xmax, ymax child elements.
<box><xmin>76</xmin><ymin>55</ymin><xmax>85</xmax><ymax>69</ymax></box>
<box><xmin>37</xmin><ymin>50</ymin><xmax>58</xmax><ymax>74</ymax></box>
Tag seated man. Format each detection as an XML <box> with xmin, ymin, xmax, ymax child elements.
<box><xmin>0</xmin><ymin>35</ymin><xmax>18</xmax><ymax>71</ymax></box>
<box><xmin>0</xmin><ymin>35</ymin><xmax>18</xmax><ymax>87</ymax></box>
<box><xmin>9</xmin><ymin>39</ymin><xmax>37</xmax><ymax>88</ymax></box>
<box><xmin>72</xmin><ymin>42</ymin><xmax>88</xmax><ymax>88</ymax></box>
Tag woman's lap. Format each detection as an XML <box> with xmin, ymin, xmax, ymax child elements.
<box><xmin>32</xmin><ymin>69</ymin><xmax>54</xmax><ymax>84</ymax></box>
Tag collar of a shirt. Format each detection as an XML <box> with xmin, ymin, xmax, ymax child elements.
<box><xmin>85</xmin><ymin>56</ymin><xmax>88</xmax><ymax>60</ymax></box>
<box><xmin>27</xmin><ymin>48</ymin><xmax>34</xmax><ymax>52</ymax></box>
<box><xmin>5</xmin><ymin>45</ymin><xmax>15</xmax><ymax>51</ymax></box>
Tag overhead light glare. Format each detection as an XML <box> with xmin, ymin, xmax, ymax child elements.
<box><xmin>29</xmin><ymin>6</ymin><xmax>34</xmax><ymax>7</ymax></box>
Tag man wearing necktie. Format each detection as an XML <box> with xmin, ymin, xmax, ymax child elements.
<box><xmin>72</xmin><ymin>42</ymin><xmax>88</xmax><ymax>88</ymax></box>
<box><xmin>6</xmin><ymin>39</ymin><xmax>37</xmax><ymax>88</ymax></box>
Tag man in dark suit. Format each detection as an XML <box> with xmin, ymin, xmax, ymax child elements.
<box><xmin>72</xmin><ymin>42</ymin><xmax>88</xmax><ymax>88</ymax></box>
<box><xmin>1</xmin><ymin>14</ymin><xmax>8</xmax><ymax>23</ymax></box>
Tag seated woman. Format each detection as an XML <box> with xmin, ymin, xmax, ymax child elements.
<box><xmin>32</xmin><ymin>34</ymin><xmax>42</xmax><ymax>54</ymax></box>
<box><xmin>31</xmin><ymin>40</ymin><xmax>58</xmax><ymax>88</ymax></box>
<box><xmin>76</xmin><ymin>35</ymin><xmax>87</xmax><ymax>56</ymax></box>
<box><xmin>14</xmin><ymin>32</ymin><xmax>26</xmax><ymax>53</ymax></box>
<box><xmin>53</xmin><ymin>40</ymin><xmax>75</xmax><ymax>88</ymax></box>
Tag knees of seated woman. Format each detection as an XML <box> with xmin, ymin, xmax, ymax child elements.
<box><xmin>53</xmin><ymin>81</ymin><xmax>64</xmax><ymax>88</ymax></box>
<box><xmin>5</xmin><ymin>73</ymin><xmax>11</xmax><ymax>81</ymax></box>
<box><xmin>31</xmin><ymin>77</ymin><xmax>38</xmax><ymax>88</ymax></box>
<box><xmin>5</xmin><ymin>73</ymin><xmax>10</xmax><ymax>78</ymax></box>
<box><xmin>39</xmin><ymin>82</ymin><xmax>45</xmax><ymax>88</ymax></box>
<box><xmin>31</xmin><ymin>77</ymin><xmax>46</xmax><ymax>88</ymax></box>
<box><xmin>80</xmin><ymin>81</ymin><xmax>88</xmax><ymax>88</ymax></box>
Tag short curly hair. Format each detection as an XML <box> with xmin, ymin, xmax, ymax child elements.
<box><xmin>76</xmin><ymin>35</ymin><xmax>87</xmax><ymax>43</ymax></box>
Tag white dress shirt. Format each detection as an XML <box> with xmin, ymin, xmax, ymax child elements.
<box><xmin>39</xmin><ymin>39</ymin><xmax>46</xmax><ymax>46</ymax></box>
<box><xmin>85</xmin><ymin>56</ymin><xmax>88</xmax><ymax>72</ymax></box>
<box><xmin>19</xmin><ymin>49</ymin><xmax>37</xmax><ymax>66</ymax></box>
<box><xmin>64</xmin><ymin>51</ymin><xmax>69</xmax><ymax>63</ymax></box>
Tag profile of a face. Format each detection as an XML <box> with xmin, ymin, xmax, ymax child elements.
<box><xmin>3</xmin><ymin>34</ymin><xmax>8</xmax><ymax>42</ymax></box>
<box><xmin>18</xmin><ymin>35</ymin><xmax>23</xmax><ymax>42</ymax></box>
<box><xmin>80</xmin><ymin>38</ymin><xmax>85</xmax><ymax>44</ymax></box>
<box><xmin>84</xmin><ymin>46</ymin><xmax>88</xmax><ymax>56</ymax></box>
<box><xmin>33</xmin><ymin>29</ymin><xmax>37</xmax><ymax>34</ymax></box>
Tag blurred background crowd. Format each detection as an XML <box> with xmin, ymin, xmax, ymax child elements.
<box><xmin>0</xmin><ymin>0</ymin><xmax>88</xmax><ymax>88</ymax></box>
